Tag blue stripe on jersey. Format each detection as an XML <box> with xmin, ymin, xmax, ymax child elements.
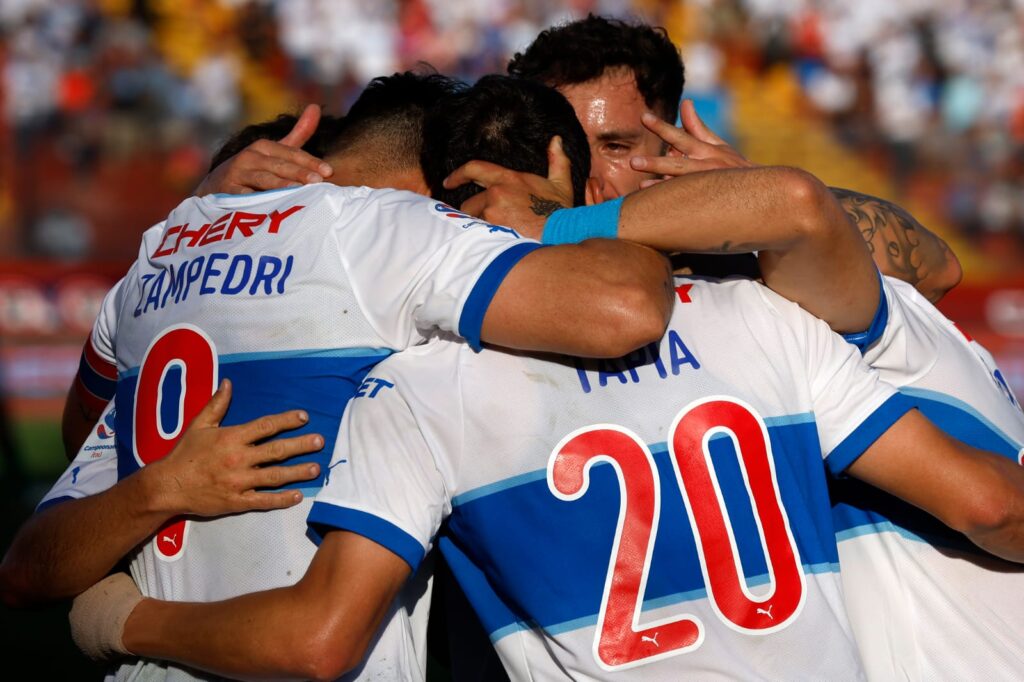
<box><xmin>900</xmin><ymin>387</ymin><xmax>1022</xmax><ymax>452</ymax></box>
<box><xmin>832</xmin><ymin>390</ymin><xmax>1024</xmax><ymax>553</ymax></box>
<box><xmin>434</xmin><ymin>420</ymin><xmax>838</xmax><ymax>639</ymax></box>
<box><xmin>540</xmin><ymin>561</ymin><xmax>840</xmax><ymax>640</ymax></box>
<box><xmin>825</xmin><ymin>393</ymin><xmax>914</xmax><ymax>474</ymax></box>
<box><xmin>307</xmin><ymin>502</ymin><xmax>425</xmax><ymax>570</ymax></box>
<box><xmin>841</xmin><ymin>270</ymin><xmax>889</xmax><ymax>352</ymax></box>
<box><xmin>117</xmin><ymin>347</ymin><xmax>392</xmax><ymax>379</ymax></box>
<box><xmin>78</xmin><ymin>354</ymin><xmax>117</xmax><ymax>401</ymax></box>
<box><xmin>211</xmin><ymin>186</ymin><xmax>300</xmax><ymax>199</ymax></box>
<box><xmin>458</xmin><ymin>242</ymin><xmax>545</xmax><ymax>352</ymax></box>
<box><xmin>114</xmin><ymin>350</ymin><xmax>391</xmax><ymax>488</ymax></box>
<box><xmin>35</xmin><ymin>495</ymin><xmax>74</xmax><ymax>513</ymax></box>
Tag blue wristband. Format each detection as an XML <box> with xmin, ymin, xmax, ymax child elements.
<box><xmin>541</xmin><ymin>197</ymin><xmax>623</xmax><ymax>244</ymax></box>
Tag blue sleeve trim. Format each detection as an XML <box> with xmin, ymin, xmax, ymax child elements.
<box><xmin>307</xmin><ymin>501</ymin><xmax>425</xmax><ymax>571</ymax></box>
<box><xmin>826</xmin><ymin>394</ymin><xmax>915</xmax><ymax>475</ymax></box>
<box><xmin>78</xmin><ymin>353</ymin><xmax>117</xmax><ymax>402</ymax></box>
<box><xmin>35</xmin><ymin>495</ymin><xmax>74</xmax><ymax>513</ymax></box>
<box><xmin>841</xmin><ymin>271</ymin><xmax>888</xmax><ymax>353</ymax></box>
<box><xmin>541</xmin><ymin>197</ymin><xmax>624</xmax><ymax>245</ymax></box>
<box><xmin>458</xmin><ymin>241</ymin><xmax>546</xmax><ymax>352</ymax></box>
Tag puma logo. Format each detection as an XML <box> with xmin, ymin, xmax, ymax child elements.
<box><xmin>641</xmin><ymin>632</ymin><xmax>659</xmax><ymax>648</ymax></box>
<box><xmin>162</xmin><ymin>534</ymin><xmax>178</xmax><ymax>549</ymax></box>
<box><xmin>325</xmin><ymin>459</ymin><xmax>348</xmax><ymax>484</ymax></box>
<box><xmin>757</xmin><ymin>605</ymin><xmax>774</xmax><ymax>620</ymax></box>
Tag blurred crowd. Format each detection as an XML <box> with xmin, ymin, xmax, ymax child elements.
<box><xmin>3</xmin><ymin>0</ymin><xmax>1024</xmax><ymax>262</ymax></box>
<box><xmin>732</xmin><ymin>0</ymin><xmax>1024</xmax><ymax>255</ymax></box>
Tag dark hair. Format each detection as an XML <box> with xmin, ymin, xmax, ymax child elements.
<box><xmin>421</xmin><ymin>75</ymin><xmax>591</xmax><ymax>209</ymax></box>
<box><xmin>208</xmin><ymin>112</ymin><xmax>345</xmax><ymax>171</ymax></box>
<box><xmin>507</xmin><ymin>14</ymin><xmax>684</xmax><ymax>122</ymax></box>
<box><xmin>323</xmin><ymin>69</ymin><xmax>463</xmax><ymax>174</ymax></box>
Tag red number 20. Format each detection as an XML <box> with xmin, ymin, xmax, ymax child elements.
<box><xmin>133</xmin><ymin>325</ymin><xmax>218</xmax><ymax>561</ymax></box>
<box><xmin>547</xmin><ymin>396</ymin><xmax>805</xmax><ymax>670</ymax></box>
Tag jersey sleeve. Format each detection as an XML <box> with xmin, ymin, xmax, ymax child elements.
<box><xmin>338</xmin><ymin>191</ymin><xmax>545</xmax><ymax>351</ymax></box>
<box><xmin>307</xmin><ymin>355</ymin><xmax>456</xmax><ymax>571</ymax></box>
<box><xmin>840</xmin><ymin>269</ymin><xmax>889</xmax><ymax>353</ymax></box>
<box><xmin>72</xmin><ymin>277</ymin><xmax>124</xmax><ymax>413</ymax></box>
<box><xmin>36</xmin><ymin>400</ymin><xmax>120</xmax><ymax>511</ymax></box>
<box><xmin>759</xmin><ymin>286</ymin><xmax>914</xmax><ymax>474</ymax></box>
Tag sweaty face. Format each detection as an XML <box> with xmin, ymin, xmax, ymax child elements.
<box><xmin>558</xmin><ymin>68</ymin><xmax>666</xmax><ymax>199</ymax></box>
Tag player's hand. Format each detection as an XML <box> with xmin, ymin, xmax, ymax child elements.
<box><xmin>444</xmin><ymin>136</ymin><xmax>574</xmax><ymax>240</ymax></box>
<box><xmin>629</xmin><ymin>100</ymin><xmax>755</xmax><ymax>178</ymax></box>
<box><xmin>70</xmin><ymin>572</ymin><xmax>141</xmax><ymax>661</ymax></box>
<box><xmin>145</xmin><ymin>379</ymin><xmax>323</xmax><ymax>517</ymax></box>
<box><xmin>193</xmin><ymin>103</ymin><xmax>334</xmax><ymax>196</ymax></box>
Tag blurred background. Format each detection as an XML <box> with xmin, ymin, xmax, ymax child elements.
<box><xmin>2</xmin><ymin>0</ymin><xmax>1024</xmax><ymax>674</ymax></box>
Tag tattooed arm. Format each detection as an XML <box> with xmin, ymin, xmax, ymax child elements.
<box><xmin>830</xmin><ymin>188</ymin><xmax>962</xmax><ymax>303</ymax></box>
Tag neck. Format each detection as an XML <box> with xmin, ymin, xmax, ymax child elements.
<box><xmin>326</xmin><ymin>157</ymin><xmax>428</xmax><ymax>195</ymax></box>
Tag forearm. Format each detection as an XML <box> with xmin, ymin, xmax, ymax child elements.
<box><xmin>830</xmin><ymin>187</ymin><xmax>962</xmax><ymax>302</ymax></box>
<box><xmin>0</xmin><ymin>469</ymin><xmax>172</xmax><ymax>606</ymax></box>
<box><xmin>125</xmin><ymin>590</ymin><xmax>322</xmax><ymax>681</ymax></box>
<box><xmin>957</xmin><ymin>454</ymin><xmax>1024</xmax><ymax>563</ymax></box>
<box><xmin>619</xmin><ymin>167</ymin><xmax>879</xmax><ymax>332</ymax></box>
<box><xmin>121</xmin><ymin>531</ymin><xmax>406</xmax><ymax>681</ymax></box>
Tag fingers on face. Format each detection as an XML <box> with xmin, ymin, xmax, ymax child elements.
<box><xmin>680</xmin><ymin>100</ymin><xmax>725</xmax><ymax>145</ymax></box>
<box><xmin>630</xmin><ymin>155</ymin><xmax>715</xmax><ymax>177</ymax></box>
<box><xmin>641</xmin><ymin>112</ymin><xmax>703</xmax><ymax>156</ymax></box>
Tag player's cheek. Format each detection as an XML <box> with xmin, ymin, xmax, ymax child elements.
<box><xmin>602</xmin><ymin>155</ymin><xmax>650</xmax><ymax>197</ymax></box>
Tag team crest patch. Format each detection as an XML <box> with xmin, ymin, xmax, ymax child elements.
<box><xmin>96</xmin><ymin>408</ymin><xmax>117</xmax><ymax>440</ymax></box>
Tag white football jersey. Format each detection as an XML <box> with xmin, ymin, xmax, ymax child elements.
<box><xmin>832</xmin><ymin>276</ymin><xmax>1024</xmax><ymax>681</ymax></box>
<box><xmin>312</xmin><ymin>277</ymin><xmax>914</xmax><ymax>681</ymax></box>
<box><xmin>40</xmin><ymin>183</ymin><xmax>539</xmax><ymax>681</ymax></box>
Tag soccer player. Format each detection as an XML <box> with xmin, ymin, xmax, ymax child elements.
<box><xmin>613</xmin><ymin>109</ymin><xmax>1024</xmax><ymax>679</ymax></box>
<box><xmin>68</xmin><ymin>75</ymin><xmax>1024</xmax><ymax>682</ymax></box>
<box><xmin>0</xmin><ymin>71</ymin><xmax>674</xmax><ymax>681</ymax></box>
<box><xmin>504</xmin><ymin>15</ymin><xmax>962</xmax><ymax>301</ymax></box>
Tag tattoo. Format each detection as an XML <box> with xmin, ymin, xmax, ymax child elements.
<box><xmin>829</xmin><ymin>187</ymin><xmax>949</xmax><ymax>289</ymax></box>
<box><xmin>529</xmin><ymin>194</ymin><xmax>563</xmax><ymax>217</ymax></box>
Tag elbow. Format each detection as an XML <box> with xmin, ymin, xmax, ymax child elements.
<box><xmin>606</xmin><ymin>283</ymin><xmax>671</xmax><ymax>356</ymax></box>
<box><xmin>599</xmin><ymin>254</ymin><xmax>673</xmax><ymax>357</ymax></box>
<box><xmin>777</xmin><ymin>167</ymin><xmax>835</xmax><ymax>241</ymax></box>
<box><xmin>955</xmin><ymin>492</ymin><xmax>1017</xmax><ymax>539</ymax></box>
<box><xmin>926</xmin><ymin>246</ymin><xmax>963</xmax><ymax>303</ymax></box>
<box><xmin>297</xmin><ymin>626</ymin><xmax>368</xmax><ymax>682</ymax></box>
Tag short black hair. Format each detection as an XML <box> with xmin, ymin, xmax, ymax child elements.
<box><xmin>421</xmin><ymin>75</ymin><xmax>590</xmax><ymax>209</ymax></box>
<box><xmin>324</xmin><ymin>69</ymin><xmax>462</xmax><ymax>175</ymax></box>
<box><xmin>507</xmin><ymin>14</ymin><xmax>684</xmax><ymax>122</ymax></box>
<box><xmin>208</xmin><ymin>112</ymin><xmax>345</xmax><ymax>171</ymax></box>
